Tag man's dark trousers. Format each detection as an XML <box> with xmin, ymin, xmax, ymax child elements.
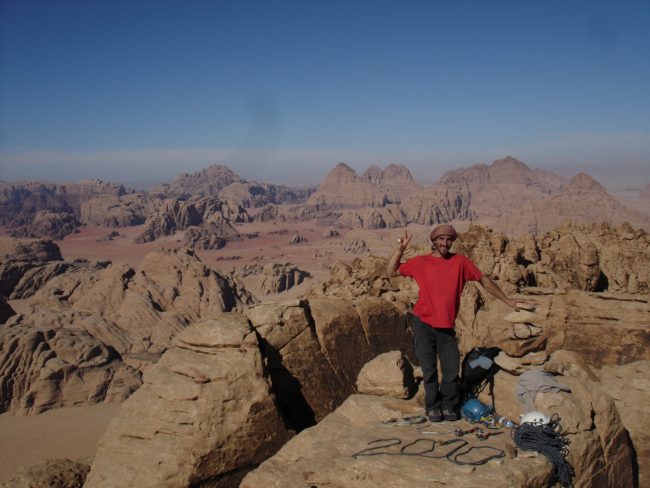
<box><xmin>413</xmin><ymin>315</ymin><xmax>460</xmax><ymax>411</ymax></box>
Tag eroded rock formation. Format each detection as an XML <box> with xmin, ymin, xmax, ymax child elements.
<box><xmin>79</xmin><ymin>194</ymin><xmax>149</xmax><ymax>227</ymax></box>
<box><xmin>307</xmin><ymin>163</ymin><xmax>392</xmax><ymax>207</ymax></box>
<box><xmin>0</xmin><ymin>247</ymin><xmax>254</xmax><ymax>414</ymax></box>
<box><xmin>134</xmin><ymin>197</ymin><xmax>247</xmax><ymax>243</ymax></box>
<box><xmin>84</xmin><ymin>316</ymin><xmax>291</xmax><ymax>488</ymax></box>
<box><xmin>9</xmin><ymin>210</ymin><xmax>80</xmax><ymax>240</ymax></box>
<box><xmin>303</xmin><ymin>157</ymin><xmax>650</xmax><ymax>233</ymax></box>
<box><xmin>0</xmin><ymin>179</ymin><xmax>133</xmax><ymax>238</ymax></box>
<box><xmin>151</xmin><ymin>164</ymin><xmax>312</xmax><ymax>207</ymax></box>
<box><xmin>0</xmin><ymin>325</ymin><xmax>141</xmax><ymax>415</ymax></box>
<box><xmin>3</xmin><ymin>220</ymin><xmax>649</xmax><ymax>486</ymax></box>
<box><xmin>600</xmin><ymin>361</ymin><xmax>650</xmax><ymax>487</ymax></box>
<box><xmin>0</xmin><ymin>458</ymin><xmax>90</xmax><ymax>488</ymax></box>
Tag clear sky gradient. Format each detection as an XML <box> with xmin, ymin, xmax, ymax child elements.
<box><xmin>1</xmin><ymin>0</ymin><xmax>649</xmax><ymax>188</ymax></box>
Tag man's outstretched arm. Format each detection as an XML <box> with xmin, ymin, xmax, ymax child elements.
<box><xmin>479</xmin><ymin>275</ymin><xmax>521</xmax><ymax>310</ymax></box>
<box><xmin>386</xmin><ymin>230</ymin><xmax>412</xmax><ymax>276</ymax></box>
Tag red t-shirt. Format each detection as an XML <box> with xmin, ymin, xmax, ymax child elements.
<box><xmin>399</xmin><ymin>253</ymin><xmax>483</xmax><ymax>328</ymax></box>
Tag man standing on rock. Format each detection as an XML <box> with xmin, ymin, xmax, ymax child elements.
<box><xmin>386</xmin><ymin>224</ymin><xmax>521</xmax><ymax>422</ymax></box>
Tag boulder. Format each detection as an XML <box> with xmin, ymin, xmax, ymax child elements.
<box><xmin>473</xmin><ymin>350</ymin><xmax>635</xmax><ymax>488</ymax></box>
<box><xmin>344</xmin><ymin>238</ymin><xmax>370</xmax><ymax>255</ymax></box>
<box><xmin>599</xmin><ymin>361</ymin><xmax>650</xmax><ymax>488</ymax></box>
<box><xmin>241</xmin><ymin>394</ymin><xmax>554</xmax><ymax>487</ymax></box>
<box><xmin>84</xmin><ymin>315</ymin><xmax>291</xmax><ymax>488</ymax></box>
<box><xmin>255</xmin><ymin>263</ymin><xmax>310</xmax><ymax>295</ymax></box>
<box><xmin>0</xmin><ymin>324</ymin><xmax>141</xmax><ymax>415</ymax></box>
<box><xmin>245</xmin><ymin>297</ymin><xmax>415</xmax><ymax>429</ymax></box>
<box><xmin>0</xmin><ymin>248</ymin><xmax>255</xmax><ymax>414</ymax></box>
<box><xmin>352</xmin><ymin>296</ymin><xmax>413</xmax><ymax>360</ymax></box>
<box><xmin>0</xmin><ymin>458</ymin><xmax>89</xmax><ymax>488</ymax></box>
<box><xmin>245</xmin><ymin>300</ymin><xmax>346</xmax><ymax>427</ymax></box>
<box><xmin>455</xmin><ymin>287</ymin><xmax>650</xmax><ymax>369</ymax></box>
<box><xmin>309</xmin><ymin>298</ymin><xmax>374</xmax><ymax>393</ymax></box>
<box><xmin>456</xmin><ymin>223</ymin><xmax>650</xmax><ymax>294</ymax></box>
<box><xmin>288</xmin><ymin>233</ymin><xmax>306</xmax><ymax>244</ymax></box>
<box><xmin>356</xmin><ymin>351</ymin><xmax>416</xmax><ymax>399</ymax></box>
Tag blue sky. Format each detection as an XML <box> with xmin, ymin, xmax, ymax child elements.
<box><xmin>1</xmin><ymin>0</ymin><xmax>649</xmax><ymax>187</ymax></box>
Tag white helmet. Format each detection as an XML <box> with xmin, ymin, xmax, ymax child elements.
<box><xmin>520</xmin><ymin>411</ymin><xmax>550</xmax><ymax>426</ymax></box>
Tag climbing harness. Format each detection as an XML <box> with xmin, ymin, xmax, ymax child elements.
<box><xmin>512</xmin><ymin>414</ymin><xmax>574</xmax><ymax>488</ymax></box>
<box><xmin>351</xmin><ymin>437</ymin><xmax>505</xmax><ymax>466</ymax></box>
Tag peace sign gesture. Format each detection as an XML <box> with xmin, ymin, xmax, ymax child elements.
<box><xmin>397</xmin><ymin>229</ymin><xmax>412</xmax><ymax>252</ymax></box>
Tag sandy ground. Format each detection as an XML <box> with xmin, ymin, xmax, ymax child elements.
<box><xmin>54</xmin><ymin>219</ymin><xmax>472</xmax><ymax>275</ymax></box>
<box><xmin>0</xmin><ymin>403</ymin><xmax>121</xmax><ymax>482</ymax></box>
<box><xmin>53</xmin><ymin>220</ymin><xmax>415</xmax><ymax>283</ymax></box>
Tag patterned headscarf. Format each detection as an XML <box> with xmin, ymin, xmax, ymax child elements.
<box><xmin>429</xmin><ymin>224</ymin><xmax>458</xmax><ymax>242</ymax></box>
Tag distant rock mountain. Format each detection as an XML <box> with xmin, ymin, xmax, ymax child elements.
<box><xmin>530</xmin><ymin>173</ymin><xmax>650</xmax><ymax>233</ymax></box>
<box><xmin>313</xmin><ymin>156</ymin><xmax>649</xmax><ymax>234</ymax></box>
<box><xmin>152</xmin><ymin>165</ymin><xmax>242</xmax><ymax>196</ymax></box>
<box><xmin>418</xmin><ymin>156</ymin><xmax>562</xmax><ymax>234</ymax></box>
<box><xmin>411</xmin><ymin>157</ymin><xmax>647</xmax><ymax>234</ymax></box>
<box><xmin>533</xmin><ymin>167</ymin><xmax>567</xmax><ymax>188</ymax></box>
<box><xmin>367</xmin><ymin>163</ymin><xmax>421</xmax><ymax>201</ymax></box>
<box><xmin>0</xmin><ymin>179</ymin><xmax>129</xmax><ymax>225</ymax></box>
<box><xmin>2</xmin><ymin>159</ymin><xmax>646</xmax><ymax>239</ymax></box>
<box><xmin>308</xmin><ymin>163</ymin><xmax>386</xmax><ymax>207</ymax></box>
<box><xmin>0</xmin><ymin>179</ymin><xmax>145</xmax><ymax>239</ymax></box>
<box><xmin>0</xmin><ymin>166</ymin><xmax>314</xmax><ymax>239</ymax></box>
<box><xmin>152</xmin><ymin>164</ymin><xmax>313</xmax><ymax>207</ymax></box>
<box><xmin>308</xmin><ymin>162</ymin><xmax>420</xmax><ymax>207</ymax></box>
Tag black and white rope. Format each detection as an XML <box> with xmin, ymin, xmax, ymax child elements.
<box><xmin>512</xmin><ymin>416</ymin><xmax>574</xmax><ymax>488</ymax></box>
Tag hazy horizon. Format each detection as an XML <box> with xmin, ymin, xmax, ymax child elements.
<box><xmin>1</xmin><ymin>1</ymin><xmax>649</xmax><ymax>190</ymax></box>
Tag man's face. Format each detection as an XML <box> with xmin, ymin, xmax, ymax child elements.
<box><xmin>434</xmin><ymin>235</ymin><xmax>454</xmax><ymax>255</ymax></box>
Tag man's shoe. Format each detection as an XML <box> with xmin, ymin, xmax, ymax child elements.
<box><xmin>442</xmin><ymin>408</ymin><xmax>459</xmax><ymax>421</ymax></box>
<box><xmin>427</xmin><ymin>407</ymin><xmax>443</xmax><ymax>423</ymax></box>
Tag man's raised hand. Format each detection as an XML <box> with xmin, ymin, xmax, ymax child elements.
<box><xmin>397</xmin><ymin>230</ymin><xmax>412</xmax><ymax>252</ymax></box>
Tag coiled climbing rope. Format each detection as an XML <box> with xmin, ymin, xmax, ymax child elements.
<box><xmin>512</xmin><ymin>415</ymin><xmax>574</xmax><ymax>488</ymax></box>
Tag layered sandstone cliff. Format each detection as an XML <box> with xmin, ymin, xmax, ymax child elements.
<box><xmin>0</xmin><ymin>245</ymin><xmax>254</xmax><ymax>415</ymax></box>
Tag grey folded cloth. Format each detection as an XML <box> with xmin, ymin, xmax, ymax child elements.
<box><xmin>517</xmin><ymin>369</ymin><xmax>571</xmax><ymax>412</ymax></box>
